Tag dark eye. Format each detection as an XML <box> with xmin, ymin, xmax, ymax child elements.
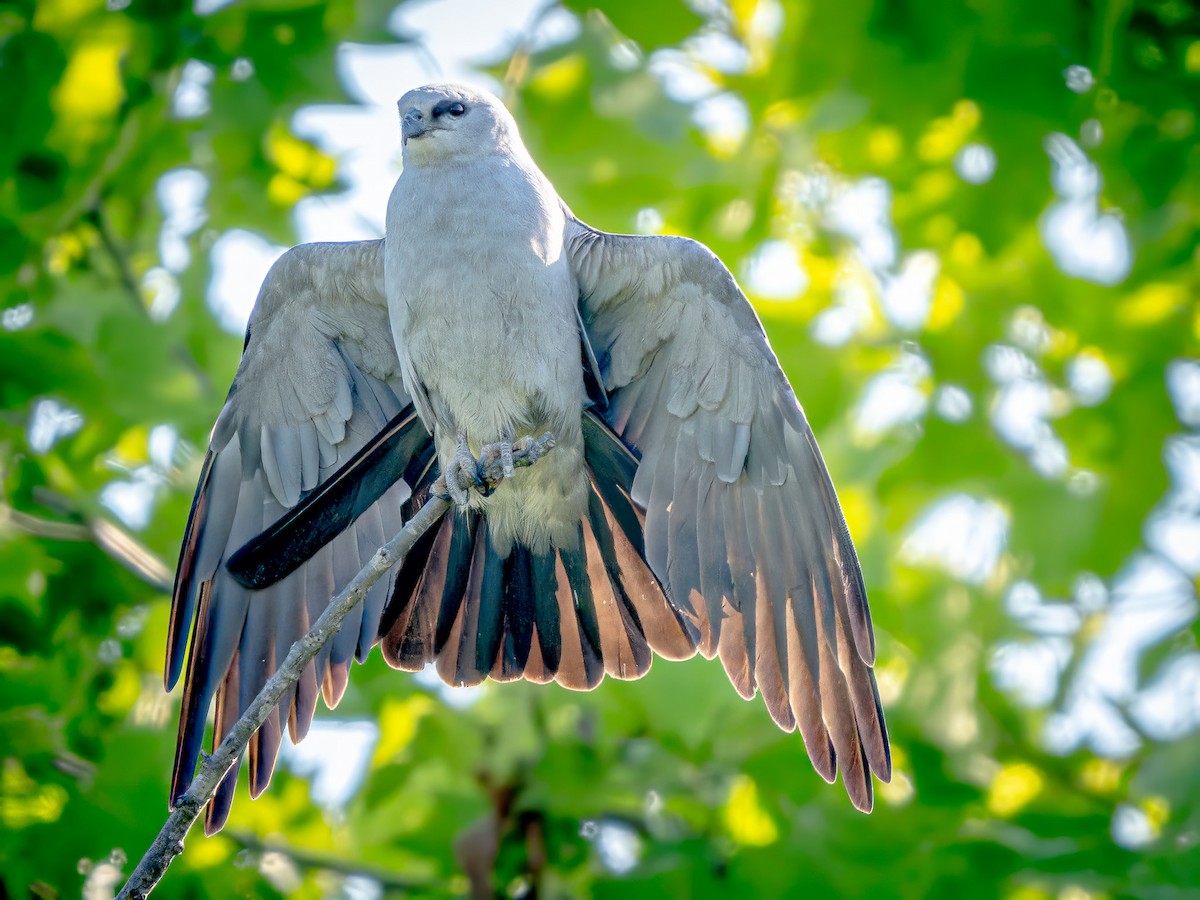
<box><xmin>448</xmin><ymin>102</ymin><xmax>466</xmax><ymax>117</ymax></box>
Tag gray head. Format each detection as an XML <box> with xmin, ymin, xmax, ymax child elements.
<box><xmin>397</xmin><ymin>83</ymin><xmax>522</xmax><ymax>166</ymax></box>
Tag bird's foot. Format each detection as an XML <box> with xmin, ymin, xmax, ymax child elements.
<box><xmin>443</xmin><ymin>432</ymin><xmax>486</xmax><ymax>506</ymax></box>
<box><xmin>477</xmin><ymin>427</ymin><xmax>516</xmax><ymax>482</ymax></box>
<box><xmin>434</xmin><ymin>431</ymin><xmax>557</xmax><ymax>505</ymax></box>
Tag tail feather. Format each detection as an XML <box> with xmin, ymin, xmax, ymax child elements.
<box><xmin>551</xmin><ymin>551</ymin><xmax>605</xmax><ymax>691</ymax></box>
<box><xmin>436</xmin><ymin>522</ymin><xmax>490</xmax><ymax>687</ymax></box>
<box><xmin>530</xmin><ymin>551</ymin><xmax>562</xmax><ymax>673</ymax></box>
<box><xmin>558</xmin><ymin>529</ymin><xmax>604</xmax><ymax>666</ymax></box>
<box><xmin>493</xmin><ymin>546</ymin><xmax>536</xmax><ymax>682</ymax></box>
<box><xmin>521</xmin><ymin>625</ymin><xmax>556</xmax><ymax>684</ymax></box>
<box><xmin>433</xmin><ymin>513</ymin><xmax>479</xmax><ymax>656</ymax></box>
<box><xmin>471</xmin><ymin>528</ymin><xmax>506</xmax><ymax>680</ymax></box>
<box><xmin>375</xmin><ymin>412</ymin><xmax>687</xmax><ymax>695</ymax></box>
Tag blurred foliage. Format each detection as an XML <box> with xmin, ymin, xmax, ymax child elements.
<box><xmin>1</xmin><ymin>0</ymin><xmax>1198</xmax><ymax>897</ymax></box>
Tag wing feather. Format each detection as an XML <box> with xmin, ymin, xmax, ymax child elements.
<box><xmin>167</xmin><ymin>240</ymin><xmax>433</xmax><ymax>831</ymax></box>
<box><xmin>567</xmin><ymin>220</ymin><xmax>889</xmax><ymax>809</ymax></box>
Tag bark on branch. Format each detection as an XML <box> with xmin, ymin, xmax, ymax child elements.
<box><xmin>115</xmin><ymin>432</ymin><xmax>557</xmax><ymax>900</ymax></box>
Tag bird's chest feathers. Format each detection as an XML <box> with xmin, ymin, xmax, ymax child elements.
<box><xmin>384</xmin><ymin>160</ymin><xmax>581</xmax><ymax>437</ymax></box>
<box><xmin>389</xmin><ymin>164</ymin><xmax>568</xmax><ymax>316</ymax></box>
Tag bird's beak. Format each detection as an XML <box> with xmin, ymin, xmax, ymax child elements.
<box><xmin>401</xmin><ymin>108</ymin><xmax>427</xmax><ymax>146</ymax></box>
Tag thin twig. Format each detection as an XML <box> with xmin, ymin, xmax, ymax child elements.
<box><xmin>1</xmin><ymin>496</ymin><xmax>173</xmax><ymax>593</ymax></box>
<box><xmin>117</xmin><ymin>493</ymin><xmax>449</xmax><ymax>900</ymax></box>
<box><xmin>0</xmin><ymin>503</ymin><xmax>91</xmax><ymax>541</ymax></box>
<box><xmin>87</xmin><ymin>205</ymin><xmax>147</xmax><ymax>317</ymax></box>
<box><xmin>115</xmin><ymin>432</ymin><xmax>556</xmax><ymax>899</ymax></box>
<box><xmin>501</xmin><ymin>0</ymin><xmax>559</xmax><ymax>104</ymax></box>
<box><xmin>226</xmin><ymin>829</ymin><xmax>440</xmax><ymax>892</ymax></box>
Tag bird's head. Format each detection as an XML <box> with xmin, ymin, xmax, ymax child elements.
<box><xmin>397</xmin><ymin>83</ymin><xmax>519</xmax><ymax>166</ymax></box>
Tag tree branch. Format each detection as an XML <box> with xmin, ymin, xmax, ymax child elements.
<box><xmin>3</xmin><ymin>492</ymin><xmax>173</xmax><ymax>593</ymax></box>
<box><xmin>115</xmin><ymin>432</ymin><xmax>556</xmax><ymax>900</ymax></box>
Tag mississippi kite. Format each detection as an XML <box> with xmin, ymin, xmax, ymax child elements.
<box><xmin>167</xmin><ymin>83</ymin><xmax>890</xmax><ymax>833</ymax></box>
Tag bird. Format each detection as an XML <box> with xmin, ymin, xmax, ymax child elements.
<box><xmin>166</xmin><ymin>82</ymin><xmax>891</xmax><ymax>834</ymax></box>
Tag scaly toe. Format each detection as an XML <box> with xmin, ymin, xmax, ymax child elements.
<box><xmin>454</xmin><ymin>432</ymin><xmax>484</xmax><ymax>488</ymax></box>
<box><xmin>444</xmin><ymin>459</ymin><xmax>471</xmax><ymax>507</ymax></box>
<box><xmin>499</xmin><ymin>440</ymin><xmax>515</xmax><ymax>480</ymax></box>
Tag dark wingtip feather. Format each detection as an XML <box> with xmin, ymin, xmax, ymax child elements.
<box><xmin>248</xmin><ymin>706</ymin><xmax>283</xmax><ymax>800</ymax></box>
<box><xmin>204</xmin><ymin>759</ymin><xmax>241</xmax><ymax>836</ymax></box>
<box><xmin>802</xmin><ymin>424</ymin><xmax>877</xmax><ymax>667</ymax></box>
<box><xmin>166</xmin><ymin>452</ymin><xmax>216</xmax><ymax>691</ymax></box>
<box><xmin>377</xmin><ymin>509</ymin><xmax>444</xmax><ymax>649</ymax></box>
<box><xmin>202</xmin><ymin>659</ymin><xmax>242</xmax><ymax>834</ymax></box>
<box><xmin>843</xmin><ymin>737</ymin><xmax>874</xmax><ymax>813</ymax></box>
<box><xmin>288</xmin><ymin>659</ymin><xmax>320</xmax><ymax>744</ymax></box>
<box><xmin>861</xmin><ymin>674</ymin><xmax>892</xmax><ymax>782</ymax></box>
<box><xmin>813</xmin><ymin>735</ymin><xmax>838</xmax><ymax>784</ymax></box>
<box><xmin>170</xmin><ymin>583</ymin><xmax>215</xmax><ymax>806</ymax></box>
<box><xmin>378</xmin><ymin>490</ymin><xmax>463</xmax><ymax>672</ymax></box>
<box><xmin>322</xmin><ymin>662</ymin><xmax>350</xmax><ymax>709</ymax></box>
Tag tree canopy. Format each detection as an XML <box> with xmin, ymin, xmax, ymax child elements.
<box><xmin>1</xmin><ymin>0</ymin><xmax>1198</xmax><ymax>896</ymax></box>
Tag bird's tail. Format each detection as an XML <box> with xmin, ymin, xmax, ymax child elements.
<box><xmin>378</xmin><ymin>412</ymin><xmax>700</xmax><ymax>687</ymax></box>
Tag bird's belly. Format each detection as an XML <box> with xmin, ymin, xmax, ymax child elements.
<box><xmin>392</xmin><ymin>256</ymin><xmax>588</xmax><ymax>552</ymax></box>
<box><xmin>396</xmin><ymin>263</ymin><xmax>582</xmax><ymax>441</ymax></box>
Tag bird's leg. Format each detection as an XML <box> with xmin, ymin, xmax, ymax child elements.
<box><xmin>444</xmin><ymin>431</ymin><xmax>484</xmax><ymax>506</ymax></box>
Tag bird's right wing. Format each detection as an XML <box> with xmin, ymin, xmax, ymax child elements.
<box><xmin>167</xmin><ymin>240</ymin><xmax>433</xmax><ymax>833</ymax></box>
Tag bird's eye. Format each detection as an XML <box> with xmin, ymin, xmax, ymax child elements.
<box><xmin>448</xmin><ymin>102</ymin><xmax>466</xmax><ymax>117</ymax></box>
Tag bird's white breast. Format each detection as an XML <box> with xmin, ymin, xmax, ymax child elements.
<box><xmin>385</xmin><ymin>156</ymin><xmax>581</xmax><ymax>440</ymax></box>
<box><xmin>383</xmin><ymin>152</ymin><xmax>587</xmax><ymax>550</ymax></box>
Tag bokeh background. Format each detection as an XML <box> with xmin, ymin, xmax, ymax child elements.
<box><xmin>2</xmin><ymin>0</ymin><xmax>1198</xmax><ymax>896</ymax></box>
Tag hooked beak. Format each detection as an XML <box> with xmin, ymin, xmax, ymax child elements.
<box><xmin>401</xmin><ymin>108</ymin><xmax>428</xmax><ymax>146</ymax></box>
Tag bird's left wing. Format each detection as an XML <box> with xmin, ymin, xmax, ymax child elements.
<box><xmin>167</xmin><ymin>240</ymin><xmax>433</xmax><ymax>833</ymax></box>
<box><xmin>565</xmin><ymin>218</ymin><xmax>890</xmax><ymax>811</ymax></box>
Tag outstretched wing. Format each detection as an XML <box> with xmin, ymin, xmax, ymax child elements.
<box><xmin>167</xmin><ymin>240</ymin><xmax>433</xmax><ymax>833</ymax></box>
<box><xmin>565</xmin><ymin>219</ymin><xmax>890</xmax><ymax>811</ymax></box>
